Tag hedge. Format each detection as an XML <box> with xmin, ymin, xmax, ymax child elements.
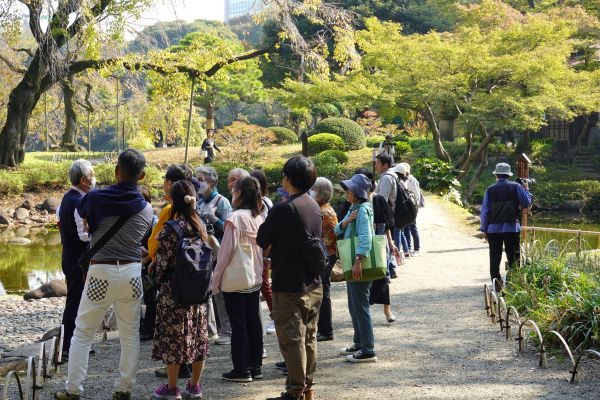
<box><xmin>395</xmin><ymin>141</ymin><xmax>412</xmax><ymax>157</ymax></box>
<box><xmin>311</xmin><ymin>117</ymin><xmax>366</xmax><ymax>150</ymax></box>
<box><xmin>319</xmin><ymin>149</ymin><xmax>348</xmax><ymax>164</ymax></box>
<box><xmin>366</xmin><ymin>136</ymin><xmax>385</xmax><ymax>148</ymax></box>
<box><xmin>268</xmin><ymin>127</ymin><xmax>298</xmax><ymax>144</ymax></box>
<box><xmin>308</xmin><ymin>133</ymin><xmax>345</xmax><ymax>155</ymax></box>
<box><xmin>311</xmin><ymin>153</ymin><xmax>343</xmax><ymax>181</ymax></box>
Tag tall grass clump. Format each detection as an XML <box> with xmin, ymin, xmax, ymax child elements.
<box><xmin>505</xmin><ymin>243</ymin><xmax>600</xmax><ymax>352</ymax></box>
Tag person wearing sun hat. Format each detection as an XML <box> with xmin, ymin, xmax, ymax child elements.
<box><xmin>480</xmin><ymin>162</ymin><xmax>532</xmax><ymax>292</ymax></box>
<box><xmin>334</xmin><ymin>173</ymin><xmax>378</xmax><ymax>363</ymax></box>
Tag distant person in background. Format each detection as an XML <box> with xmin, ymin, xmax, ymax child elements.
<box><xmin>399</xmin><ymin>162</ymin><xmax>422</xmax><ymax>257</ymax></box>
<box><xmin>58</xmin><ymin>159</ymin><xmax>96</xmax><ymax>360</ymax></box>
<box><xmin>377</xmin><ymin>134</ymin><xmax>396</xmax><ymax>163</ymax></box>
<box><xmin>201</xmin><ymin>129</ymin><xmax>221</xmax><ymax>164</ymax></box>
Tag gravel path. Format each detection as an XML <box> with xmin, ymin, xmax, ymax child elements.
<box><xmin>12</xmin><ymin>195</ymin><xmax>600</xmax><ymax>399</ymax></box>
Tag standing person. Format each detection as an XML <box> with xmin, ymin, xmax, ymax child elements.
<box><xmin>250</xmin><ymin>168</ymin><xmax>275</xmax><ymax>334</ymax></box>
<box><xmin>58</xmin><ymin>160</ymin><xmax>95</xmax><ymax>360</ymax></box>
<box><xmin>392</xmin><ymin>164</ymin><xmax>412</xmax><ymax>257</ymax></box>
<box><xmin>152</xmin><ymin>180</ymin><xmax>210</xmax><ymax>400</ymax></box>
<box><xmin>398</xmin><ymin>162</ymin><xmax>422</xmax><ymax>256</ymax></box>
<box><xmin>195</xmin><ymin>166</ymin><xmax>232</xmax><ymax>241</ymax></box>
<box><xmin>310</xmin><ymin>177</ymin><xmax>338</xmax><ymax>342</ymax></box>
<box><xmin>257</xmin><ymin>156</ymin><xmax>323</xmax><ymax>400</ymax></box>
<box><xmin>55</xmin><ymin>149</ymin><xmax>153</xmax><ymax>400</ymax></box>
<box><xmin>201</xmin><ymin>129</ymin><xmax>221</xmax><ymax>164</ymax></box>
<box><xmin>377</xmin><ymin>134</ymin><xmax>396</xmax><ymax>162</ymax></box>
<box><xmin>335</xmin><ymin>174</ymin><xmax>378</xmax><ymax>363</ymax></box>
<box><xmin>374</xmin><ymin>153</ymin><xmax>400</xmax><ymax>277</ymax></box>
<box><xmin>227</xmin><ymin>168</ymin><xmax>250</xmax><ymax>200</ymax></box>
<box><xmin>480</xmin><ymin>163</ymin><xmax>532</xmax><ymax>292</ymax></box>
<box><xmin>139</xmin><ymin>186</ymin><xmax>159</xmax><ymax>341</ymax></box>
<box><xmin>211</xmin><ymin>177</ymin><xmax>265</xmax><ymax>383</ymax></box>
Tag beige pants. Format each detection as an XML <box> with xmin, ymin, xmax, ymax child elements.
<box><xmin>272</xmin><ymin>286</ymin><xmax>323</xmax><ymax>398</ymax></box>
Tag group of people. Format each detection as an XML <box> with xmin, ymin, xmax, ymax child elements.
<box><xmin>53</xmin><ymin>148</ymin><xmax>426</xmax><ymax>400</ymax></box>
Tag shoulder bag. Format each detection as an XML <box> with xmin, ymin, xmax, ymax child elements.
<box><xmin>220</xmin><ymin>212</ymin><xmax>257</xmax><ymax>292</ymax></box>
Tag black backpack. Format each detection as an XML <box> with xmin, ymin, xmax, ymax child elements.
<box><xmin>167</xmin><ymin>220</ymin><xmax>213</xmax><ymax>306</ymax></box>
<box><xmin>388</xmin><ymin>173</ymin><xmax>418</xmax><ymax>229</ymax></box>
<box><xmin>290</xmin><ymin>201</ymin><xmax>329</xmax><ymax>277</ymax></box>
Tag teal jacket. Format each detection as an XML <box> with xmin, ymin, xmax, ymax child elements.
<box><xmin>334</xmin><ymin>201</ymin><xmax>374</xmax><ymax>257</ymax></box>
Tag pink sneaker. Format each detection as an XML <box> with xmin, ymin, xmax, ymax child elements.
<box><xmin>153</xmin><ymin>384</ymin><xmax>182</xmax><ymax>399</ymax></box>
<box><xmin>184</xmin><ymin>381</ymin><xmax>203</xmax><ymax>399</ymax></box>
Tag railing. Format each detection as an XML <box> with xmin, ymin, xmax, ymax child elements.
<box><xmin>522</xmin><ymin>226</ymin><xmax>600</xmax><ymax>254</ymax></box>
<box><xmin>482</xmin><ymin>285</ymin><xmax>600</xmax><ymax>384</ymax></box>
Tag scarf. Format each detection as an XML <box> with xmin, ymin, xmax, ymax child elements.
<box><xmin>77</xmin><ymin>182</ymin><xmax>147</xmax><ymax>235</ymax></box>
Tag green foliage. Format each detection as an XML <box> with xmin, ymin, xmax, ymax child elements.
<box><xmin>408</xmin><ymin>138</ymin><xmax>437</xmax><ymax>159</ymax></box>
<box><xmin>531</xmin><ymin>138</ymin><xmax>555</xmax><ymax>163</ymax></box>
<box><xmin>260</xmin><ymin>162</ymin><xmax>286</xmax><ymax>192</ymax></box>
<box><xmin>505</xmin><ymin>244</ymin><xmax>600</xmax><ymax>350</ymax></box>
<box><xmin>394</xmin><ymin>141</ymin><xmax>412</xmax><ymax>157</ymax></box>
<box><xmin>127</xmin><ymin>133</ymin><xmax>155</xmax><ymax>150</ymax></box>
<box><xmin>219</xmin><ymin>122</ymin><xmax>276</xmax><ymax>165</ymax></box>
<box><xmin>534</xmin><ymin>180</ymin><xmax>600</xmax><ymax>210</ymax></box>
<box><xmin>308</xmin><ymin>133</ymin><xmax>346</xmax><ymax>155</ymax></box>
<box><xmin>366</xmin><ymin>135</ymin><xmax>385</xmax><ymax>148</ymax></box>
<box><xmin>319</xmin><ymin>150</ymin><xmax>348</xmax><ymax>164</ymax></box>
<box><xmin>268</xmin><ymin>127</ymin><xmax>298</xmax><ymax>144</ymax></box>
<box><xmin>311</xmin><ymin>153</ymin><xmax>344</xmax><ymax>182</ymax></box>
<box><xmin>312</xmin><ymin>118</ymin><xmax>365</xmax><ymax>150</ymax></box>
<box><xmin>412</xmin><ymin>158</ymin><xmax>460</xmax><ymax>194</ymax></box>
<box><xmin>311</xmin><ymin>103</ymin><xmax>341</xmax><ymax>119</ymax></box>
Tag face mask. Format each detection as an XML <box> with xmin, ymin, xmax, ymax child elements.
<box><xmin>308</xmin><ymin>190</ymin><xmax>316</xmax><ymax>199</ymax></box>
<box><xmin>198</xmin><ymin>182</ymin><xmax>210</xmax><ymax>195</ymax></box>
<box><xmin>89</xmin><ymin>177</ymin><xmax>96</xmax><ymax>189</ymax></box>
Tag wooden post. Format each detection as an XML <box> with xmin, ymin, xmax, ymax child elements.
<box><xmin>184</xmin><ymin>76</ymin><xmax>196</xmax><ymax>166</ymax></box>
<box><xmin>517</xmin><ymin>153</ymin><xmax>531</xmax><ymax>241</ymax></box>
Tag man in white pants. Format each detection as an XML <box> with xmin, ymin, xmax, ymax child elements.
<box><xmin>55</xmin><ymin>149</ymin><xmax>153</xmax><ymax>400</ymax></box>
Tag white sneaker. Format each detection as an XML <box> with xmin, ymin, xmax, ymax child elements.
<box><xmin>215</xmin><ymin>335</ymin><xmax>231</xmax><ymax>345</ymax></box>
<box><xmin>411</xmin><ymin>250</ymin><xmax>421</xmax><ymax>257</ymax></box>
<box><xmin>266</xmin><ymin>320</ymin><xmax>276</xmax><ymax>335</ymax></box>
<box><xmin>208</xmin><ymin>333</ymin><xmax>219</xmax><ymax>341</ymax></box>
<box><xmin>262</xmin><ymin>347</ymin><xmax>267</xmax><ymax>359</ymax></box>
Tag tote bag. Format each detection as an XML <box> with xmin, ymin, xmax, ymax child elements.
<box><xmin>220</xmin><ymin>214</ymin><xmax>257</xmax><ymax>292</ymax></box>
<box><xmin>337</xmin><ymin>206</ymin><xmax>387</xmax><ymax>282</ymax></box>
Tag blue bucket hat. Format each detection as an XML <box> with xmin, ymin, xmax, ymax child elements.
<box><xmin>341</xmin><ymin>174</ymin><xmax>372</xmax><ymax>200</ymax></box>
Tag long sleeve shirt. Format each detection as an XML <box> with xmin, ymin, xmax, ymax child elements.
<box><xmin>148</xmin><ymin>205</ymin><xmax>171</xmax><ymax>261</ymax></box>
<box><xmin>374</xmin><ymin>170</ymin><xmax>397</xmax><ymax>209</ymax></box>
<box><xmin>57</xmin><ymin>187</ymin><xmax>90</xmax><ymax>242</ymax></box>
<box><xmin>480</xmin><ymin>179</ymin><xmax>533</xmax><ymax>234</ymax></box>
<box><xmin>334</xmin><ymin>202</ymin><xmax>374</xmax><ymax>257</ymax></box>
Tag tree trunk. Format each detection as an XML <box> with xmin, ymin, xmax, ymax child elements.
<box><xmin>423</xmin><ymin>105</ymin><xmax>451</xmax><ymax>162</ymax></box>
<box><xmin>455</xmin><ymin>129</ymin><xmax>472</xmax><ymax>168</ymax></box>
<box><xmin>61</xmin><ymin>76</ymin><xmax>79</xmax><ymax>151</ymax></box>
<box><xmin>0</xmin><ymin>80</ymin><xmax>40</xmax><ymax>166</ymax></box>
<box><xmin>458</xmin><ymin>129</ymin><xmax>497</xmax><ymax>180</ymax></box>
<box><xmin>205</xmin><ymin>102</ymin><xmax>215</xmax><ymax>130</ymax></box>
<box><xmin>464</xmin><ymin>146</ymin><xmax>489</xmax><ymax>201</ymax></box>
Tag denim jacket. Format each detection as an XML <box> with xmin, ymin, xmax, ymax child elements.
<box><xmin>334</xmin><ymin>201</ymin><xmax>374</xmax><ymax>257</ymax></box>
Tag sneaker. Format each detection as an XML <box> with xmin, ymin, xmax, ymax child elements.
<box><xmin>54</xmin><ymin>390</ymin><xmax>80</xmax><ymax>400</ymax></box>
<box><xmin>183</xmin><ymin>381</ymin><xmax>203</xmax><ymax>399</ymax></box>
<box><xmin>262</xmin><ymin>347</ymin><xmax>267</xmax><ymax>359</ymax></box>
<box><xmin>275</xmin><ymin>361</ymin><xmax>288</xmax><ymax>375</ymax></box>
<box><xmin>266</xmin><ymin>320</ymin><xmax>276</xmax><ymax>335</ymax></box>
<box><xmin>390</xmin><ymin>271</ymin><xmax>398</xmax><ymax>279</ymax></box>
<box><xmin>250</xmin><ymin>367</ymin><xmax>263</xmax><ymax>379</ymax></box>
<box><xmin>208</xmin><ymin>333</ymin><xmax>219</xmax><ymax>341</ymax></box>
<box><xmin>404</xmin><ymin>252</ymin><xmax>410</xmax><ymax>258</ymax></box>
<box><xmin>215</xmin><ymin>335</ymin><xmax>231</xmax><ymax>345</ymax></box>
<box><xmin>155</xmin><ymin>364</ymin><xmax>191</xmax><ymax>379</ymax></box>
<box><xmin>222</xmin><ymin>369</ymin><xmax>252</xmax><ymax>382</ymax></box>
<box><xmin>153</xmin><ymin>384</ymin><xmax>182</xmax><ymax>399</ymax></box>
<box><xmin>346</xmin><ymin>350</ymin><xmax>377</xmax><ymax>363</ymax></box>
<box><xmin>340</xmin><ymin>344</ymin><xmax>360</xmax><ymax>355</ymax></box>
<box><xmin>316</xmin><ymin>333</ymin><xmax>333</xmax><ymax>342</ymax></box>
<box><xmin>411</xmin><ymin>250</ymin><xmax>420</xmax><ymax>257</ymax></box>
<box><xmin>113</xmin><ymin>392</ymin><xmax>131</xmax><ymax>400</ymax></box>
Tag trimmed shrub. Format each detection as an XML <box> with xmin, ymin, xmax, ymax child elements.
<box><xmin>395</xmin><ymin>141</ymin><xmax>412</xmax><ymax>157</ymax></box>
<box><xmin>268</xmin><ymin>127</ymin><xmax>297</xmax><ymax>144</ymax></box>
<box><xmin>319</xmin><ymin>149</ymin><xmax>348</xmax><ymax>164</ymax></box>
<box><xmin>311</xmin><ymin>117</ymin><xmax>366</xmax><ymax>150</ymax></box>
<box><xmin>366</xmin><ymin>136</ymin><xmax>385</xmax><ymax>148</ymax></box>
<box><xmin>312</xmin><ymin>153</ymin><xmax>343</xmax><ymax>181</ymax></box>
<box><xmin>308</xmin><ymin>133</ymin><xmax>345</xmax><ymax>155</ymax></box>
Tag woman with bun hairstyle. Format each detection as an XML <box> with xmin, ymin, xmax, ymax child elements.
<box><xmin>152</xmin><ymin>180</ymin><xmax>210</xmax><ymax>400</ymax></box>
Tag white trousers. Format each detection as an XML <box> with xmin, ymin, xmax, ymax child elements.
<box><xmin>66</xmin><ymin>262</ymin><xmax>142</xmax><ymax>395</ymax></box>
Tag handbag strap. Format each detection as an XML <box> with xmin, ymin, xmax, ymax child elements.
<box><xmin>87</xmin><ymin>214</ymin><xmax>132</xmax><ymax>260</ymax></box>
<box><xmin>348</xmin><ymin>205</ymin><xmax>377</xmax><ymax>270</ymax></box>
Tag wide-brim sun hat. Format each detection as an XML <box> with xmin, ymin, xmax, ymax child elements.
<box><xmin>400</xmin><ymin>162</ymin><xmax>410</xmax><ymax>173</ymax></box>
<box><xmin>340</xmin><ymin>174</ymin><xmax>371</xmax><ymax>200</ymax></box>
<box><xmin>492</xmin><ymin>162</ymin><xmax>513</xmax><ymax>176</ymax></box>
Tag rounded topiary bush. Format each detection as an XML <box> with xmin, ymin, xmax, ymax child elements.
<box><xmin>366</xmin><ymin>136</ymin><xmax>385</xmax><ymax>148</ymax></box>
<box><xmin>319</xmin><ymin>149</ymin><xmax>348</xmax><ymax>164</ymax></box>
<box><xmin>308</xmin><ymin>133</ymin><xmax>345</xmax><ymax>155</ymax></box>
<box><xmin>311</xmin><ymin>117</ymin><xmax>365</xmax><ymax>150</ymax></box>
<box><xmin>311</xmin><ymin>153</ymin><xmax>343</xmax><ymax>181</ymax></box>
<box><xmin>268</xmin><ymin>126</ymin><xmax>297</xmax><ymax>144</ymax></box>
<box><xmin>395</xmin><ymin>141</ymin><xmax>412</xmax><ymax>157</ymax></box>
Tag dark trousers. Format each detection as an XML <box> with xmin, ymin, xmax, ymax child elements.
<box><xmin>487</xmin><ymin>232</ymin><xmax>520</xmax><ymax>283</ymax></box>
<box><xmin>223</xmin><ymin>290</ymin><xmax>263</xmax><ymax>373</ymax></box>
<box><xmin>61</xmin><ymin>258</ymin><xmax>85</xmax><ymax>352</ymax></box>
<box><xmin>317</xmin><ymin>256</ymin><xmax>336</xmax><ymax>337</ymax></box>
<box><xmin>403</xmin><ymin>223</ymin><xmax>420</xmax><ymax>251</ymax></box>
<box><xmin>140</xmin><ymin>286</ymin><xmax>157</xmax><ymax>336</ymax></box>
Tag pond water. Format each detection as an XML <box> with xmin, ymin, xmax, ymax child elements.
<box><xmin>0</xmin><ymin>211</ymin><xmax>599</xmax><ymax>295</ymax></box>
